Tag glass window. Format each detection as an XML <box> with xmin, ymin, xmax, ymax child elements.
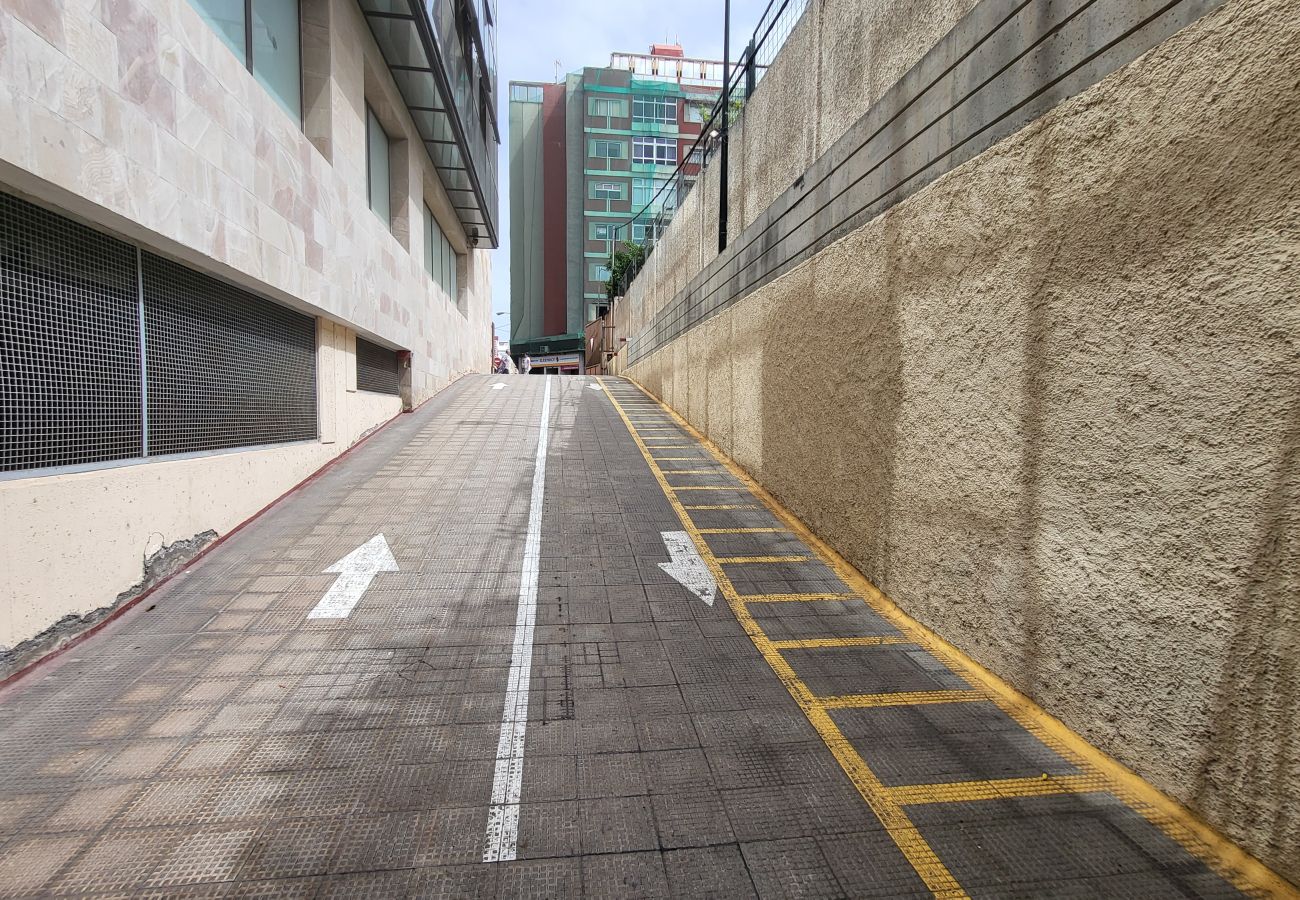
<box><xmin>684</xmin><ymin>102</ymin><xmax>705</xmax><ymax>124</ymax></box>
<box><xmin>251</xmin><ymin>0</ymin><xmax>301</xmax><ymax>120</ymax></box>
<box><xmin>592</xmin><ymin>139</ymin><xmax>625</xmax><ymax>159</ymax></box>
<box><xmin>590</xmin><ymin>263</ymin><xmax>612</xmax><ymax>282</ymax></box>
<box><xmin>632</xmin><ymin>136</ymin><xmax>677</xmax><ymax>165</ymax></box>
<box><xmin>632</xmin><ymin>177</ymin><xmax>672</xmax><ymax>207</ymax></box>
<box><xmin>510</xmin><ymin>84</ymin><xmax>543</xmax><ymax>103</ymax></box>
<box><xmin>423</xmin><ymin>203</ymin><xmax>435</xmax><ymax>277</ymax></box>
<box><xmin>187</xmin><ymin>0</ymin><xmax>300</xmax><ymax>121</ymax></box>
<box><xmin>632</xmin><ymin>219</ymin><xmax>667</xmax><ymax>243</ymax></box>
<box><xmin>632</xmin><ymin>96</ymin><xmax>676</xmax><ymax>124</ymax></box>
<box><xmin>367</xmin><ymin>108</ymin><xmax>391</xmax><ymax>226</ymax></box>
<box><xmin>589</xmin><ymin>97</ymin><xmax>625</xmax><ymax>117</ymax></box>
<box><xmin>591</xmin><ymin>223</ymin><xmax>614</xmax><ymax>241</ymax></box>
<box><xmin>190</xmin><ymin>0</ymin><xmax>245</xmax><ymax>55</ymax></box>
<box><xmin>591</xmin><ymin>181</ymin><xmax>624</xmax><ymax>200</ymax></box>
<box><xmin>424</xmin><ymin>203</ymin><xmax>460</xmax><ymax>300</ymax></box>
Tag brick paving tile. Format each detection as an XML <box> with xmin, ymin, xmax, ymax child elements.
<box><xmin>0</xmin><ymin>377</ymin><xmax>1263</xmax><ymax>898</ymax></box>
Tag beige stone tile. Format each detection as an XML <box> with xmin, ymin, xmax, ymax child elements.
<box><xmin>0</xmin><ymin>834</ymin><xmax>87</xmax><ymax>892</ymax></box>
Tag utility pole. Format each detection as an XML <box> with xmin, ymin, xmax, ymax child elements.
<box><xmin>718</xmin><ymin>0</ymin><xmax>730</xmax><ymax>254</ymax></box>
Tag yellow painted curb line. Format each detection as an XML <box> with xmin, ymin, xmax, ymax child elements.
<box><xmin>606</xmin><ymin>375</ymin><xmax>1298</xmax><ymax>900</ymax></box>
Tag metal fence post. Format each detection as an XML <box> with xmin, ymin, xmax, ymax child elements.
<box><xmin>718</xmin><ymin>0</ymin><xmax>731</xmax><ymax>254</ymax></box>
<box><xmin>744</xmin><ymin>38</ymin><xmax>756</xmax><ymax>99</ymax></box>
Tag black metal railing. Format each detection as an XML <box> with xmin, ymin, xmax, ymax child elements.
<box><xmin>605</xmin><ymin>0</ymin><xmax>811</xmax><ymax>300</ymax></box>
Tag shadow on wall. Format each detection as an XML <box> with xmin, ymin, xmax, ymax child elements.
<box><xmin>756</xmin><ymin>210</ymin><xmax>903</xmax><ymax>598</ymax></box>
<box><xmin>628</xmin><ymin>0</ymin><xmax>1300</xmax><ymax>880</ymax></box>
<box><xmin>1197</xmin><ymin>407</ymin><xmax>1300</xmax><ymax>870</ymax></box>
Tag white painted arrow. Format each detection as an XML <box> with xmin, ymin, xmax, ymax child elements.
<box><xmin>492</xmin><ymin>382</ymin><xmax>506</xmax><ymax>390</ymax></box>
<box><xmin>306</xmin><ymin>534</ymin><xmax>399</xmax><ymax>619</ymax></box>
<box><xmin>658</xmin><ymin>531</ymin><xmax>716</xmax><ymax>606</ymax></box>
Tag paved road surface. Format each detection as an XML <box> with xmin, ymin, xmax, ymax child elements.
<box><xmin>0</xmin><ymin>376</ymin><xmax>1271</xmax><ymax>898</ymax></box>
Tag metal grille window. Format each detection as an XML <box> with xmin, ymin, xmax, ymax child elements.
<box><xmin>1</xmin><ymin>189</ymin><xmax>319</xmax><ymax>476</ymax></box>
<box><xmin>0</xmin><ymin>192</ymin><xmax>142</xmax><ymax>472</ymax></box>
<box><xmin>142</xmin><ymin>253</ymin><xmax>317</xmax><ymax>455</ymax></box>
<box><xmin>356</xmin><ymin>337</ymin><xmax>401</xmax><ymax>395</ymax></box>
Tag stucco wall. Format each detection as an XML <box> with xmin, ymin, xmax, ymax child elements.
<box><xmin>617</xmin><ymin>0</ymin><xmax>1299</xmax><ymax>882</ymax></box>
<box><xmin>0</xmin><ymin>0</ymin><xmax>493</xmax><ymax>654</ymax></box>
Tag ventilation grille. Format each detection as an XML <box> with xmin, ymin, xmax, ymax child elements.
<box><xmin>0</xmin><ymin>190</ymin><xmax>319</xmax><ymax>475</ymax></box>
<box><xmin>142</xmin><ymin>253</ymin><xmax>317</xmax><ymax>455</ymax></box>
<box><xmin>356</xmin><ymin>336</ymin><xmax>400</xmax><ymax>395</ymax></box>
<box><xmin>0</xmin><ymin>193</ymin><xmax>143</xmax><ymax>472</ymax></box>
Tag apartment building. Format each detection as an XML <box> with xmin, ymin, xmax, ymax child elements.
<box><xmin>508</xmin><ymin>44</ymin><xmax>721</xmax><ymax>372</ymax></box>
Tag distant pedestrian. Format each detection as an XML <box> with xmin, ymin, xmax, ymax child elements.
<box><xmin>522</xmin><ymin>354</ymin><xmax>532</xmax><ymax>375</ymax></box>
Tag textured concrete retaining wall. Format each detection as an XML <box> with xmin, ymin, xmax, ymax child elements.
<box><xmin>616</xmin><ymin>0</ymin><xmax>1299</xmax><ymax>881</ymax></box>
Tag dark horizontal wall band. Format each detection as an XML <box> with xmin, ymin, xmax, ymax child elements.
<box><xmin>628</xmin><ymin>0</ymin><xmax>1226</xmax><ymax>365</ymax></box>
<box><xmin>356</xmin><ymin>337</ymin><xmax>402</xmax><ymax>395</ymax></box>
<box><xmin>0</xmin><ymin>192</ymin><xmax>142</xmax><ymax>471</ymax></box>
<box><xmin>0</xmin><ymin>189</ymin><xmax>318</xmax><ymax>475</ymax></box>
<box><xmin>142</xmin><ymin>253</ymin><xmax>318</xmax><ymax>455</ymax></box>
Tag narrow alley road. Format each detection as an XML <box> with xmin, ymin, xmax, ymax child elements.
<box><xmin>0</xmin><ymin>376</ymin><xmax>1270</xmax><ymax>898</ymax></box>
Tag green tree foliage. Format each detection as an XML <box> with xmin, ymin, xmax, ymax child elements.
<box><xmin>605</xmin><ymin>242</ymin><xmax>646</xmax><ymax>300</ymax></box>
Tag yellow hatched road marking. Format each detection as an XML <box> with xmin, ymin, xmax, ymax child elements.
<box><xmin>668</xmin><ymin>485</ymin><xmax>749</xmax><ymax>491</ymax></box>
<box><xmin>603</xmin><ymin>384</ymin><xmax>970</xmax><ymax>900</ymax></box>
<box><xmin>696</xmin><ymin>527</ymin><xmax>788</xmax><ymax>535</ymax></box>
<box><xmin>771</xmin><ymin>636</ymin><xmax>912</xmax><ymax>650</ymax></box>
<box><xmin>818</xmin><ymin>690</ymin><xmax>983</xmax><ymax>710</ymax></box>
<box><xmin>601</xmin><ymin>375</ymin><xmax>1298</xmax><ymax>900</ymax></box>
<box><xmin>886</xmin><ymin>774</ymin><xmax>1106</xmax><ymax>807</ymax></box>
<box><xmin>715</xmin><ymin>555</ymin><xmax>810</xmax><ymax>564</ymax></box>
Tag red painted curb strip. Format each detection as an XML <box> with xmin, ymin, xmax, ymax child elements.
<box><xmin>0</xmin><ymin>390</ymin><xmax>439</xmax><ymax>699</ymax></box>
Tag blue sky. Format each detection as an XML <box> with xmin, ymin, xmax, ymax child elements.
<box><xmin>489</xmin><ymin>0</ymin><xmax>767</xmax><ymax>341</ymax></box>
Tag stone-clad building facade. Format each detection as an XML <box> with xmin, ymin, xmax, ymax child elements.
<box><xmin>0</xmin><ymin>0</ymin><xmax>499</xmax><ymax>665</ymax></box>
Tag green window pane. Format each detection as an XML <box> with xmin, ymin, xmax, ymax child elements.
<box><xmin>188</xmin><ymin>0</ymin><xmax>246</xmax><ymax>58</ymax></box>
<box><xmin>251</xmin><ymin>0</ymin><xmax>301</xmax><ymax>120</ymax></box>
<box><xmin>367</xmin><ymin>108</ymin><xmax>391</xmax><ymax>226</ymax></box>
<box><xmin>423</xmin><ymin>204</ymin><xmax>435</xmax><ymax>277</ymax></box>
